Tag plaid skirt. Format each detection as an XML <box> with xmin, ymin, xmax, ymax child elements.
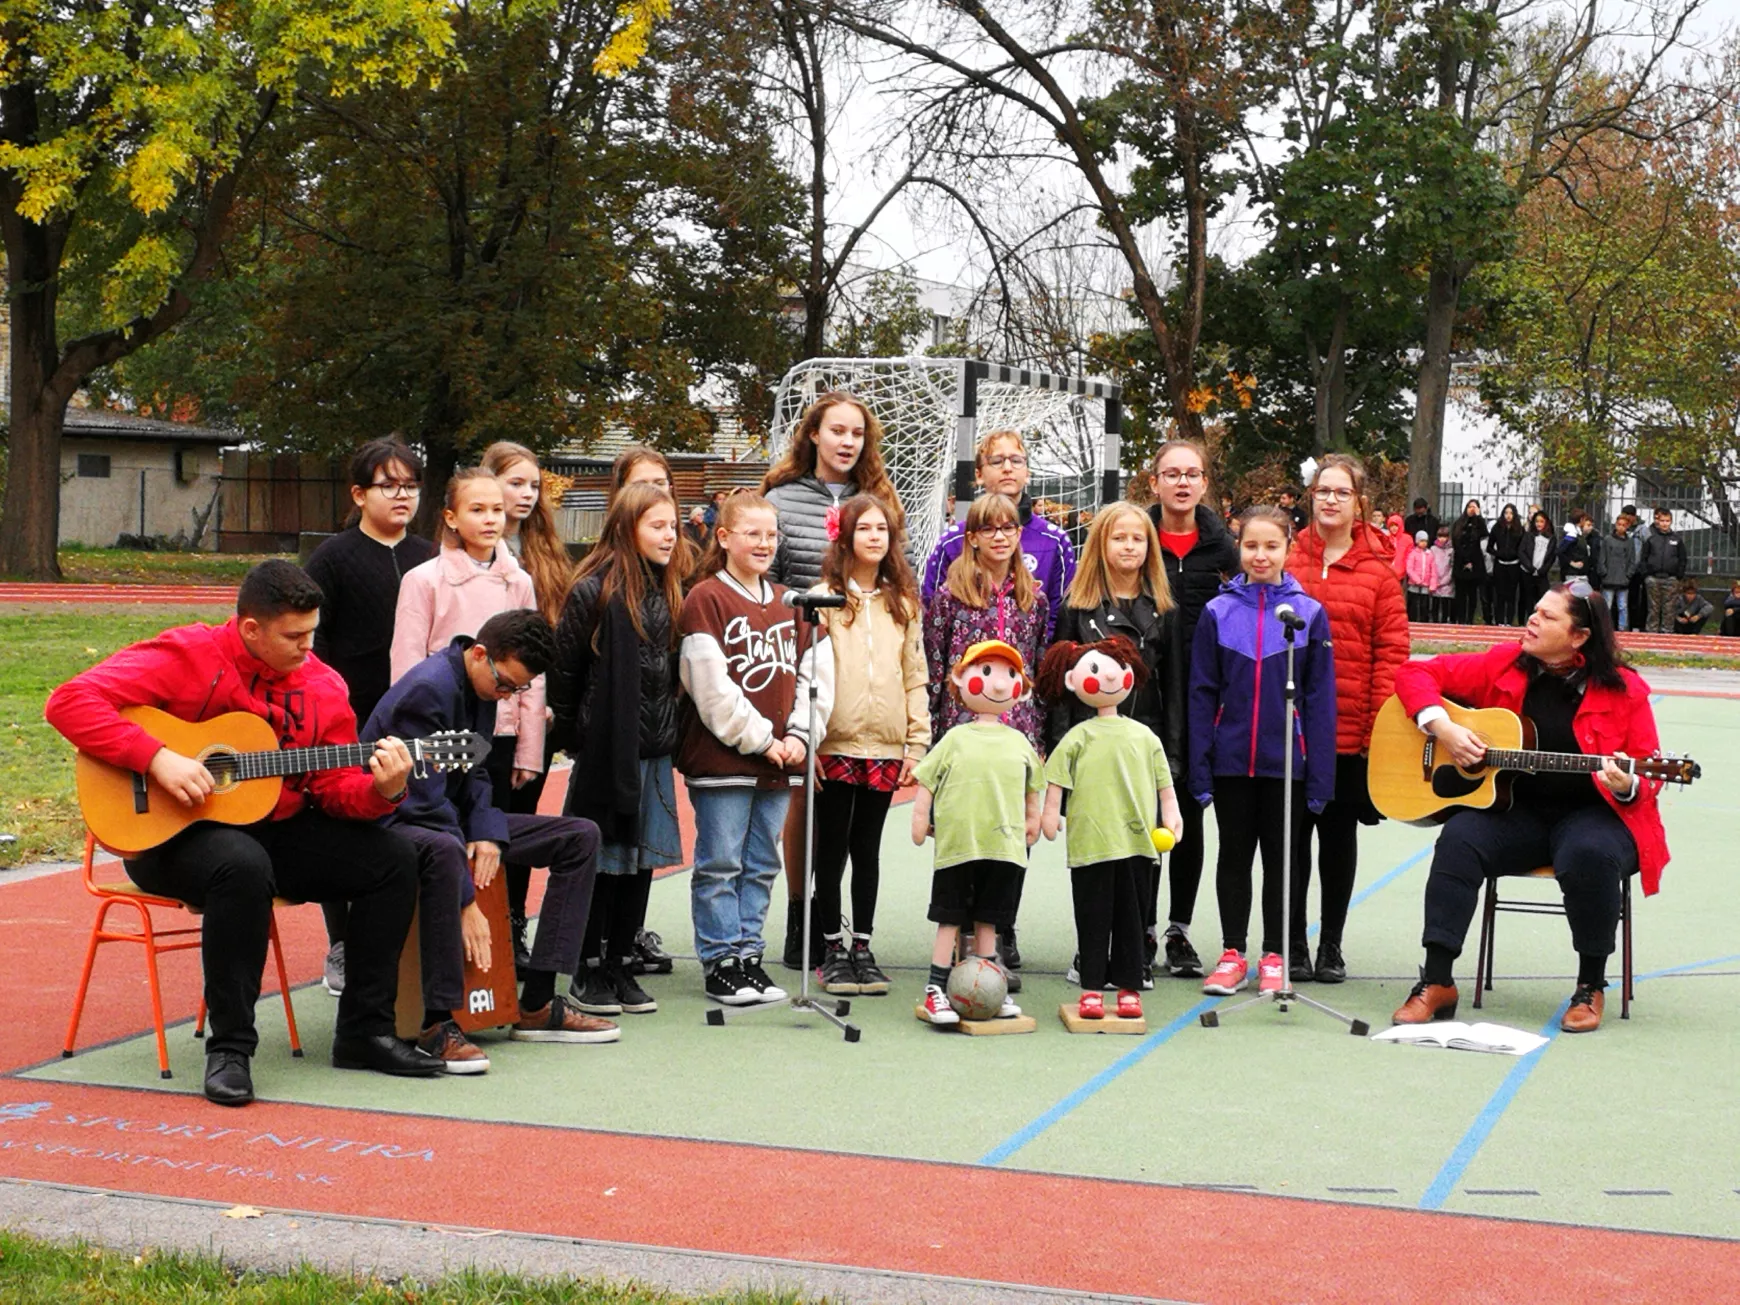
<box><xmin>819</xmin><ymin>754</ymin><xmax>904</xmax><ymax>792</ymax></box>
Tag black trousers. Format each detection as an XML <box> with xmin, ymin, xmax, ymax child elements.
<box><xmin>811</xmin><ymin>779</ymin><xmax>895</xmax><ymax>934</ymax></box>
<box><xmin>1213</xmin><ymin>776</ymin><xmax>1306</xmax><ymax>955</ymax></box>
<box><xmin>1453</xmin><ymin>568</ymin><xmax>1480</xmax><ymax>624</ymax></box>
<box><xmin>1291</xmin><ymin>754</ymin><xmax>1370</xmax><ymax>949</ymax></box>
<box><xmin>489</xmin><ymin>735</ymin><xmax>552</xmax><ymax>923</ymax></box>
<box><xmin>1156</xmin><ymin>788</ymin><xmax>1206</xmax><ymax>929</ymax></box>
<box><xmin>581</xmin><ymin>869</ymin><xmax>655</xmax><ymax>965</ymax></box>
<box><xmin>1493</xmin><ymin>563</ymin><xmax>1522</xmax><ymax>626</ymax></box>
<box><xmin>1421</xmin><ymin>804</ymin><xmax>1634</xmax><ymax>962</ymax></box>
<box><xmin>1072</xmin><ymin>856</ymin><xmax>1149</xmax><ymax>991</ymax></box>
<box><xmin>126</xmin><ymin>809</ymin><xmax>418</xmax><ymax>1056</ymax></box>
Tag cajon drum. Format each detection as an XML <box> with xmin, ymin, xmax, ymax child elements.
<box><xmin>395</xmin><ymin>869</ymin><xmax>520</xmax><ymax>1038</ymax></box>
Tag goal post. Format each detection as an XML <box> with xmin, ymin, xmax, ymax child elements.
<box><xmin>769</xmin><ymin>356</ymin><xmax>1124</xmax><ymax>567</ymax></box>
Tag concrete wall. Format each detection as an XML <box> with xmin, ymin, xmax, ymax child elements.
<box><xmin>59</xmin><ymin>437</ymin><xmax>226</xmax><ymax>549</ymax></box>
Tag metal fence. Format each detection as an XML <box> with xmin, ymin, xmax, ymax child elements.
<box><xmin>1437</xmin><ymin>477</ymin><xmax>1740</xmax><ymax>577</ymax></box>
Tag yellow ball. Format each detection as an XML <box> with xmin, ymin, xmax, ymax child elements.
<box><xmin>1151</xmin><ymin>827</ymin><xmax>1177</xmax><ymax>854</ymax></box>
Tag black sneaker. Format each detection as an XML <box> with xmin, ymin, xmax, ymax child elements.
<box><xmin>1144</xmin><ymin>928</ymin><xmax>1160</xmax><ymax>969</ymax></box>
<box><xmin>781</xmin><ymin>907</ymin><xmax>804</xmax><ymax>970</ymax></box>
<box><xmin>739</xmin><ymin>954</ymin><xmax>788</xmax><ymax>1003</ymax></box>
<box><xmin>1004</xmin><ymin>965</ymin><xmax>1023</xmax><ymax>994</ymax></box>
<box><xmin>817</xmin><ymin>940</ymin><xmax>859</xmax><ymax>994</ymax></box>
<box><xmin>1314</xmin><ymin>941</ymin><xmax>1347</xmax><ymax>984</ymax></box>
<box><xmin>569</xmin><ymin>962</ymin><xmax>622</xmax><ymax>1015</ymax></box>
<box><xmin>608</xmin><ymin>960</ymin><xmax>658</xmax><ymax>1014</ymax></box>
<box><xmin>1289</xmin><ymin>944</ymin><xmax>1314</xmax><ymax>984</ymax></box>
<box><xmin>1164</xmin><ymin>927</ymin><xmax>1203</xmax><ymax>978</ymax></box>
<box><xmin>630</xmin><ymin>929</ymin><xmax>674</xmax><ymax>975</ymax></box>
<box><xmin>850</xmin><ymin>938</ymin><xmax>890</xmax><ymax>995</ymax></box>
<box><xmin>704</xmin><ymin>959</ymin><xmax>760</xmax><ymax>1005</ymax></box>
<box><xmin>999</xmin><ymin>926</ymin><xmax>1022</xmax><ymax>969</ymax></box>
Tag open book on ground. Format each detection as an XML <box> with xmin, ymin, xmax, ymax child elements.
<box><xmin>1369</xmin><ymin>1022</ymin><xmax>1549</xmax><ymax>1056</ymax></box>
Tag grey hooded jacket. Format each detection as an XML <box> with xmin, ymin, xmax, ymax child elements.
<box><xmin>1594</xmin><ymin>530</ymin><xmax>1634</xmax><ymax>588</ymax></box>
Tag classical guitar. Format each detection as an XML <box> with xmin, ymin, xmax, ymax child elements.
<box><xmin>1367</xmin><ymin>695</ymin><xmax>1701</xmax><ymax>825</ymax></box>
<box><xmin>76</xmin><ymin>704</ymin><xmax>491</xmax><ymax>855</ymax></box>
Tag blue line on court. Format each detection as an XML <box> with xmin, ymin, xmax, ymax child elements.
<box><xmin>983</xmin><ymin>843</ymin><xmax>1432</xmax><ymax>1164</ymax></box>
<box><xmin>1418</xmin><ymin>950</ymin><xmax>1740</xmax><ymax>1210</ymax></box>
<box><xmin>978</xmin><ymin>997</ymin><xmax>1218</xmax><ymax>1166</ymax></box>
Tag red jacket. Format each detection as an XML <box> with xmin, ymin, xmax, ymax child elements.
<box><xmin>45</xmin><ymin>619</ymin><xmax>394</xmax><ymax>824</ymax></box>
<box><xmin>1394</xmin><ymin>643</ymin><xmax>1669</xmax><ymax>894</ymax></box>
<box><xmin>1288</xmin><ymin>522</ymin><xmax>1412</xmax><ymax>755</ymax></box>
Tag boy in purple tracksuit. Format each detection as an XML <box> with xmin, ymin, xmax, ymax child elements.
<box><xmin>921</xmin><ymin>429</ymin><xmax>1076</xmax><ymax>642</ymax></box>
<box><xmin>1187</xmin><ymin>524</ymin><xmax>1337</xmax><ymax>997</ymax></box>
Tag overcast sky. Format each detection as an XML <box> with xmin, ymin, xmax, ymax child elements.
<box><xmin>819</xmin><ymin>0</ymin><xmax>1740</xmax><ymax>293</ymax></box>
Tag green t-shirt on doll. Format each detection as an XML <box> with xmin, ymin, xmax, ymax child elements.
<box><xmin>1044</xmin><ymin>714</ymin><xmax>1174</xmax><ymax>868</ymax></box>
<box><xmin>911</xmin><ymin>721</ymin><xmax>1045</xmax><ymax>869</ymax></box>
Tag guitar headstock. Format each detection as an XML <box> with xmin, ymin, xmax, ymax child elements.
<box><xmin>415</xmin><ymin>731</ymin><xmax>492</xmax><ymax>773</ymax></box>
<box><xmin>1638</xmin><ymin>753</ymin><xmax>1701</xmax><ymax>786</ymax></box>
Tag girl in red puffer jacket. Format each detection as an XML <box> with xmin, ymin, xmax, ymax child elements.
<box><xmin>1285</xmin><ymin>455</ymin><xmax>1411</xmax><ymax>982</ymax></box>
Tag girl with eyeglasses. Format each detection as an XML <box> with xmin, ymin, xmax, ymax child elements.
<box><xmin>1138</xmin><ymin>439</ymin><xmax>1240</xmax><ymax>980</ymax></box>
<box><xmin>303</xmin><ymin>438</ymin><xmax>437</xmax><ymax>994</ymax></box>
<box><xmin>921</xmin><ymin>428</ymin><xmax>1078</xmax><ymax>643</ymax></box>
<box><xmin>1283</xmin><ymin>454</ymin><xmax>1410</xmax><ymax>983</ymax></box>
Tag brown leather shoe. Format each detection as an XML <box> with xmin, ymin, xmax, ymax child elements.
<box><xmin>1561</xmin><ymin>985</ymin><xmax>1604</xmax><ymax>1033</ymax></box>
<box><xmin>510</xmin><ymin>995</ymin><xmax>620</xmax><ymax>1044</ymax></box>
<box><xmin>1392</xmin><ymin>975</ymin><xmax>1459</xmax><ymax>1024</ymax></box>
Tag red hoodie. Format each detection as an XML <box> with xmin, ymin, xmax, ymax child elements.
<box><xmin>45</xmin><ymin>619</ymin><xmax>395</xmax><ymax>824</ymax></box>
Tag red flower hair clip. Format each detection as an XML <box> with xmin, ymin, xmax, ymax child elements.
<box><xmin>825</xmin><ymin>505</ymin><xmax>841</xmax><ymax>541</ymax></box>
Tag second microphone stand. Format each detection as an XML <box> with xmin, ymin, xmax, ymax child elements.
<box><xmin>1201</xmin><ymin>610</ymin><xmax>1369</xmax><ymax>1037</ymax></box>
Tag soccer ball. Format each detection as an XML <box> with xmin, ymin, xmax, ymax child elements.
<box><xmin>946</xmin><ymin>956</ymin><xmax>1009</xmax><ymax>1021</ymax></box>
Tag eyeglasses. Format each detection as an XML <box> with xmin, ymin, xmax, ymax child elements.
<box><xmin>973</xmin><ymin>522</ymin><xmax>1021</xmax><ymax>538</ymax></box>
<box><xmin>729</xmin><ymin>529</ymin><xmax>779</xmax><ymax>545</ymax></box>
<box><xmin>486</xmin><ymin>653</ymin><xmax>533</xmax><ymax>695</ymax></box>
<box><xmin>369</xmin><ymin>480</ymin><xmax>421</xmax><ymax>498</ymax></box>
<box><xmin>1156</xmin><ymin>469</ymin><xmax>1206</xmax><ymax>485</ymax></box>
<box><xmin>983</xmin><ymin>454</ymin><xmax>1028</xmax><ymax>469</ymax></box>
<box><xmin>1312</xmin><ymin>487</ymin><xmax>1355</xmax><ymax>503</ymax></box>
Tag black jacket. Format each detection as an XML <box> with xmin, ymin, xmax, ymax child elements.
<box><xmin>365</xmin><ymin>639</ymin><xmax>506</xmax><ymax>902</ymax></box>
<box><xmin>1519</xmin><ymin>527</ymin><xmax>1557</xmax><ymax>578</ymax></box>
<box><xmin>1047</xmin><ymin>596</ymin><xmax>1182</xmax><ymax>764</ymax></box>
<box><xmin>1558</xmin><ymin>530</ymin><xmax>1596</xmax><ymax>584</ymax></box>
<box><xmin>1403</xmin><ymin>510</ymin><xmax>1441</xmax><ymax>544</ymax></box>
<box><xmin>1147</xmin><ymin>503</ymin><xmax>1238</xmax><ymax>755</ymax></box>
<box><xmin>1639</xmin><ymin>525</ymin><xmax>1686</xmax><ymax>579</ymax></box>
<box><xmin>1452</xmin><ymin>514</ymin><xmax>1488</xmax><ymax>576</ymax></box>
<box><xmin>549</xmin><ymin>570</ymin><xmax>678</xmax><ymax>759</ymax></box>
<box><xmin>1486</xmin><ymin>521</ymin><xmax>1525</xmax><ymax>565</ymax></box>
<box><xmin>304</xmin><ymin>525</ymin><xmax>437</xmax><ymax>723</ymax></box>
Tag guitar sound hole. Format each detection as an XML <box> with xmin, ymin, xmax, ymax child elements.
<box><xmin>1430</xmin><ymin>766</ymin><xmax>1484</xmax><ymax>800</ymax></box>
<box><xmin>201</xmin><ymin>750</ymin><xmax>240</xmax><ymax>791</ymax></box>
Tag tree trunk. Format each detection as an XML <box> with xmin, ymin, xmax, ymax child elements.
<box><xmin>1410</xmin><ymin>254</ymin><xmax>1463</xmax><ymax>511</ymax></box>
<box><xmin>0</xmin><ymin>206</ymin><xmax>71</xmax><ymax>580</ymax></box>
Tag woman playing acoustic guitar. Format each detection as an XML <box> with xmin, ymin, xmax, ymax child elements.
<box><xmin>1390</xmin><ymin>583</ymin><xmax>1669</xmax><ymax>1035</ymax></box>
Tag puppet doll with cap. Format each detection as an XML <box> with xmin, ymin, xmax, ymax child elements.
<box><xmin>1039</xmin><ymin>636</ymin><xmax>1183</xmax><ymax>1021</ymax></box>
<box><xmin>909</xmin><ymin>639</ymin><xmax>1043</xmax><ymax>1026</ymax></box>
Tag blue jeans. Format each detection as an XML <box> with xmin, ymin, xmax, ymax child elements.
<box><xmin>691</xmin><ymin>785</ymin><xmax>792</xmax><ymax>968</ymax></box>
<box><xmin>1603</xmin><ymin>586</ymin><xmax>1628</xmax><ymax>629</ymax></box>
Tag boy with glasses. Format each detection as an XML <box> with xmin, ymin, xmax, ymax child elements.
<box><xmin>365</xmin><ymin>610</ymin><xmax>619</xmax><ymax>1072</ymax></box>
<box><xmin>304</xmin><ymin>439</ymin><xmax>436</xmax><ymax>995</ymax></box>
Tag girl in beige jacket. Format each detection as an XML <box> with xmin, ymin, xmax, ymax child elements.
<box><xmin>805</xmin><ymin>494</ymin><xmax>930</xmax><ymax>995</ymax></box>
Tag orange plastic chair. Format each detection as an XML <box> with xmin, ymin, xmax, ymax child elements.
<box><xmin>1473</xmin><ymin>864</ymin><xmax>1633</xmax><ymax>1019</ymax></box>
<box><xmin>62</xmin><ymin>832</ymin><xmax>303</xmax><ymax>1078</ymax></box>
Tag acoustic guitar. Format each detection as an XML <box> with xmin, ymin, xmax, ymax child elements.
<box><xmin>76</xmin><ymin>704</ymin><xmax>491</xmax><ymax>855</ymax></box>
<box><xmin>1367</xmin><ymin>695</ymin><xmax>1701</xmax><ymax>825</ymax></box>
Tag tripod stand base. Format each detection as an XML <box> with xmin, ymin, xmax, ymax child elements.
<box><xmin>1201</xmin><ymin>987</ymin><xmax>1369</xmax><ymax>1035</ymax></box>
<box><xmin>704</xmin><ymin>996</ymin><xmax>860</xmax><ymax>1041</ymax></box>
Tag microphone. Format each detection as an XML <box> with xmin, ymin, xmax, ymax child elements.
<box><xmin>1274</xmin><ymin>603</ymin><xmax>1307</xmax><ymax>632</ymax></box>
<box><xmin>781</xmin><ymin>591</ymin><xmax>848</xmax><ymax>610</ymax></box>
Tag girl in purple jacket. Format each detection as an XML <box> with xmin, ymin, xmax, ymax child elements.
<box><xmin>1187</xmin><ymin>507</ymin><xmax>1337</xmax><ymax>998</ymax></box>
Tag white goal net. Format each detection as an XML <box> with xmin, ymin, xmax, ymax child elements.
<box><xmin>768</xmin><ymin>357</ymin><xmax>1123</xmax><ymax>567</ymax></box>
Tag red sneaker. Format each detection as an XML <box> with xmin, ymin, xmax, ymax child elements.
<box><xmin>1078</xmin><ymin>992</ymin><xmax>1105</xmax><ymax>1019</ymax></box>
<box><xmin>1115</xmin><ymin>990</ymin><xmax>1143</xmax><ymax>1019</ymax></box>
<box><xmin>1202</xmin><ymin>949</ymin><xmax>1248</xmax><ymax>995</ymax></box>
<box><xmin>1258</xmin><ymin>952</ymin><xmax>1285</xmax><ymax>994</ymax></box>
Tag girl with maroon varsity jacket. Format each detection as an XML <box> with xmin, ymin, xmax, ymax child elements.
<box><xmin>677</xmin><ymin>492</ymin><xmax>830</xmax><ymax>1008</ymax></box>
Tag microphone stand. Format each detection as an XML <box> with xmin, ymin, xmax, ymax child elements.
<box><xmin>706</xmin><ymin>596</ymin><xmax>860</xmax><ymax>1042</ymax></box>
<box><xmin>1201</xmin><ymin>616</ymin><xmax>1369</xmax><ymax>1037</ymax></box>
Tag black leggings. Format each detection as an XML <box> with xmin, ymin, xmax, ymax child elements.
<box><xmin>1073</xmin><ymin>856</ymin><xmax>1148</xmax><ymax>991</ymax></box>
<box><xmin>1290</xmin><ymin>754</ymin><xmax>1370</xmax><ymax>948</ymax></box>
<box><xmin>487</xmin><ymin>735</ymin><xmax>552</xmax><ymax>922</ymax></box>
<box><xmin>582</xmin><ymin>869</ymin><xmax>655</xmax><ymax>964</ymax></box>
<box><xmin>810</xmin><ymin>779</ymin><xmax>895</xmax><ymax>934</ymax></box>
<box><xmin>1148</xmin><ymin>788</ymin><xmax>1206</xmax><ymax>930</ymax></box>
<box><xmin>1213</xmin><ymin>776</ymin><xmax>1305</xmax><ymax>956</ymax></box>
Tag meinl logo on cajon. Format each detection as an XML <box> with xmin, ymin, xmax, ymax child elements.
<box><xmin>467</xmin><ymin>989</ymin><xmax>495</xmax><ymax>1015</ymax></box>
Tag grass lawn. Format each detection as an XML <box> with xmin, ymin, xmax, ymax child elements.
<box><xmin>0</xmin><ymin>1232</ymin><xmax>812</xmax><ymax>1304</ymax></box>
<box><xmin>0</xmin><ymin>606</ymin><xmax>231</xmax><ymax>867</ymax></box>
<box><xmin>56</xmin><ymin>547</ymin><xmax>288</xmax><ymax>586</ymax></box>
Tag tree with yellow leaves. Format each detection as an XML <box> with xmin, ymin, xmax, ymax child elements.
<box><xmin>0</xmin><ymin>0</ymin><xmax>456</xmax><ymax>580</ymax></box>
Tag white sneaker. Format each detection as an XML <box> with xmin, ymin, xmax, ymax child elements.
<box><xmin>917</xmin><ymin>984</ymin><xmax>960</xmax><ymax>1026</ymax></box>
<box><xmin>997</xmin><ymin>996</ymin><xmax>1022</xmax><ymax>1019</ymax></box>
